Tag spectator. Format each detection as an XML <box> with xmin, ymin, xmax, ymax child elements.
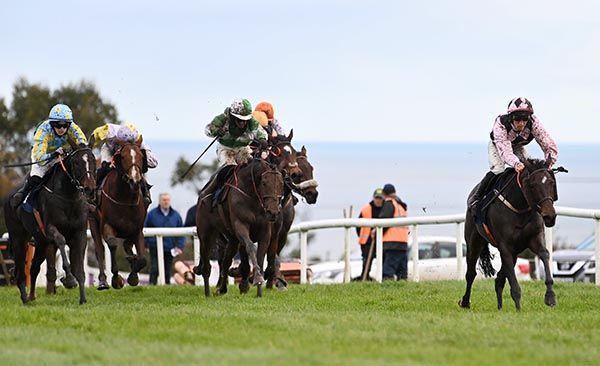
<box><xmin>355</xmin><ymin>188</ymin><xmax>385</xmax><ymax>281</ymax></box>
<box><xmin>144</xmin><ymin>192</ymin><xmax>185</xmax><ymax>285</ymax></box>
<box><xmin>184</xmin><ymin>203</ymin><xmax>197</xmax><ymax>227</ymax></box>
<box><xmin>379</xmin><ymin>183</ymin><xmax>409</xmax><ymax>280</ymax></box>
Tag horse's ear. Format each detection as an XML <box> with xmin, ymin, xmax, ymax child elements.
<box><xmin>88</xmin><ymin>134</ymin><xmax>96</xmax><ymax>149</ymax></box>
<box><xmin>287</xmin><ymin>129</ymin><xmax>294</xmax><ymax>142</ymax></box>
<box><xmin>267</xmin><ymin>133</ymin><xmax>276</xmax><ymax>145</ymax></box>
<box><xmin>137</xmin><ymin>135</ymin><xmax>143</xmax><ymax>146</ymax></box>
<box><xmin>301</xmin><ymin>145</ymin><xmax>307</xmax><ymax>156</ymax></box>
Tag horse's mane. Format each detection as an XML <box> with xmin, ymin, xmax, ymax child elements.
<box><xmin>526</xmin><ymin>158</ymin><xmax>547</xmax><ymax>171</ymax></box>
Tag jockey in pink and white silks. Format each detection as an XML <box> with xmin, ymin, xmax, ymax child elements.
<box><xmin>90</xmin><ymin>123</ymin><xmax>158</xmax><ymax>206</ymax></box>
<box><xmin>470</xmin><ymin>97</ymin><xmax>559</xmax><ymax>210</ymax></box>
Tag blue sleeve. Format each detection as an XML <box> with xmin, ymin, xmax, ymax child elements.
<box><xmin>144</xmin><ymin>210</ymin><xmax>154</xmax><ymax>227</ymax></box>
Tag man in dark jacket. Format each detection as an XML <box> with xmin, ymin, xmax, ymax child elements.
<box><xmin>378</xmin><ymin>183</ymin><xmax>409</xmax><ymax>280</ymax></box>
<box><xmin>144</xmin><ymin>192</ymin><xmax>185</xmax><ymax>285</ymax></box>
<box><xmin>355</xmin><ymin>188</ymin><xmax>385</xmax><ymax>280</ymax></box>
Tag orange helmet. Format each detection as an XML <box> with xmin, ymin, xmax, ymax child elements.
<box><xmin>252</xmin><ymin>111</ymin><xmax>269</xmax><ymax>128</ymax></box>
<box><xmin>255</xmin><ymin>101</ymin><xmax>275</xmax><ymax>120</ymax></box>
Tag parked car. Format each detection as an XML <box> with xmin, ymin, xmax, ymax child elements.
<box><xmin>552</xmin><ymin>235</ymin><xmax>596</xmax><ymax>283</ymax></box>
<box><xmin>310</xmin><ymin>236</ymin><xmax>531</xmax><ymax>284</ymax></box>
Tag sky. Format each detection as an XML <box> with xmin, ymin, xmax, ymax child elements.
<box><xmin>1</xmin><ymin>0</ymin><xmax>599</xmax><ymax>143</ymax></box>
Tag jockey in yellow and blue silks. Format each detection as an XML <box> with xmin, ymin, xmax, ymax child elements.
<box><xmin>10</xmin><ymin>104</ymin><xmax>88</xmax><ymax>208</ymax></box>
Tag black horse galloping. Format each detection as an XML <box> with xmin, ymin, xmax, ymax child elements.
<box><xmin>3</xmin><ymin>140</ymin><xmax>96</xmax><ymax>305</ymax></box>
<box><xmin>461</xmin><ymin>159</ymin><xmax>565</xmax><ymax>310</ymax></box>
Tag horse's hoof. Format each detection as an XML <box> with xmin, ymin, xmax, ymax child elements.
<box><xmin>62</xmin><ymin>275</ymin><xmax>78</xmax><ymax>289</ymax></box>
<box><xmin>266</xmin><ymin>279</ymin><xmax>274</xmax><ymax>289</ymax></box>
<box><xmin>253</xmin><ymin>274</ymin><xmax>264</xmax><ymax>287</ymax></box>
<box><xmin>544</xmin><ymin>293</ymin><xmax>557</xmax><ymax>307</ymax></box>
<box><xmin>239</xmin><ymin>281</ymin><xmax>250</xmax><ymax>294</ymax></box>
<box><xmin>28</xmin><ymin>294</ymin><xmax>36</xmax><ymax>302</ymax></box>
<box><xmin>215</xmin><ymin>287</ymin><xmax>227</xmax><ymax>296</ymax></box>
<box><xmin>458</xmin><ymin>299</ymin><xmax>470</xmax><ymax>309</ymax></box>
<box><xmin>127</xmin><ymin>272</ymin><xmax>139</xmax><ymax>287</ymax></box>
<box><xmin>112</xmin><ymin>275</ymin><xmax>125</xmax><ymax>289</ymax></box>
<box><xmin>79</xmin><ymin>298</ymin><xmax>87</xmax><ymax>305</ymax></box>
<box><xmin>97</xmin><ymin>281</ymin><xmax>110</xmax><ymax>291</ymax></box>
<box><xmin>204</xmin><ymin>287</ymin><xmax>211</xmax><ymax>298</ymax></box>
<box><xmin>193</xmin><ymin>266</ymin><xmax>201</xmax><ymax>275</ymax></box>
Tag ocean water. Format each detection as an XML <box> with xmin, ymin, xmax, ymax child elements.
<box><xmin>145</xmin><ymin>139</ymin><xmax>600</xmax><ymax>261</ymax></box>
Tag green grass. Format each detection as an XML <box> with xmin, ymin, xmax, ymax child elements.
<box><xmin>1</xmin><ymin>281</ymin><xmax>599</xmax><ymax>366</ymax></box>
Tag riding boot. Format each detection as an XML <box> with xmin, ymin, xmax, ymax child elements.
<box><xmin>96</xmin><ymin>161</ymin><xmax>111</xmax><ymax>187</ymax></box>
<box><xmin>211</xmin><ymin>166</ymin><xmax>232</xmax><ymax>209</ymax></box>
<box><xmin>470</xmin><ymin>171</ymin><xmax>496</xmax><ymax>214</ymax></box>
<box><xmin>10</xmin><ymin>175</ymin><xmax>43</xmax><ymax>209</ymax></box>
<box><xmin>141</xmin><ymin>178</ymin><xmax>152</xmax><ymax>207</ymax></box>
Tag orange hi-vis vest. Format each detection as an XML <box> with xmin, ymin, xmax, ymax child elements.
<box><xmin>358</xmin><ymin>204</ymin><xmax>373</xmax><ymax>245</ymax></box>
<box><xmin>383</xmin><ymin>197</ymin><xmax>409</xmax><ymax>243</ymax></box>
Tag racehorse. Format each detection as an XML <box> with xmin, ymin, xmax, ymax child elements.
<box><xmin>264</xmin><ymin>141</ymin><xmax>319</xmax><ymax>289</ymax></box>
<box><xmin>460</xmin><ymin>159</ymin><xmax>564</xmax><ymax>310</ymax></box>
<box><xmin>3</xmin><ymin>140</ymin><xmax>96</xmax><ymax>304</ymax></box>
<box><xmin>195</xmin><ymin>155</ymin><xmax>284</xmax><ymax>298</ymax></box>
<box><xmin>89</xmin><ymin>139</ymin><xmax>148</xmax><ymax>290</ymax></box>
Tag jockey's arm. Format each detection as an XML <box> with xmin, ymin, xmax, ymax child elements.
<box><xmin>141</xmin><ymin>143</ymin><xmax>159</xmax><ymax>168</ymax></box>
<box><xmin>531</xmin><ymin>115</ymin><xmax>558</xmax><ymax>167</ymax></box>
<box><xmin>67</xmin><ymin>123</ymin><xmax>88</xmax><ymax>145</ymax></box>
<box><xmin>90</xmin><ymin>124</ymin><xmax>110</xmax><ymax>147</ymax></box>
<box><xmin>205</xmin><ymin>114</ymin><xmax>226</xmax><ymax>138</ymax></box>
<box><xmin>492</xmin><ymin>118</ymin><xmax>521</xmax><ymax>168</ymax></box>
<box><xmin>32</xmin><ymin>126</ymin><xmax>54</xmax><ymax>164</ymax></box>
<box><xmin>254</xmin><ymin>121</ymin><xmax>268</xmax><ymax>142</ymax></box>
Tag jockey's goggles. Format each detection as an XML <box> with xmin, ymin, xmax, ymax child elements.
<box><xmin>50</xmin><ymin>121</ymin><xmax>71</xmax><ymax>129</ymax></box>
<box><xmin>511</xmin><ymin>113</ymin><xmax>530</xmax><ymax>122</ymax></box>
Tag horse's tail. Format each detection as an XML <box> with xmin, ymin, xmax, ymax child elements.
<box><xmin>478</xmin><ymin>244</ymin><xmax>496</xmax><ymax>278</ymax></box>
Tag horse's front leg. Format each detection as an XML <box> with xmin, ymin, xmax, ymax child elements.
<box><xmin>103</xmin><ymin>224</ymin><xmax>124</xmax><ymax>289</ymax></box>
<box><xmin>499</xmin><ymin>246</ymin><xmax>521</xmax><ymax>310</ymax></box>
<box><xmin>216</xmin><ymin>238</ymin><xmax>238</xmax><ymax>296</ymax></box>
<box><xmin>495</xmin><ymin>267</ymin><xmax>507</xmax><ymax>310</ymax></box>
<box><xmin>123</xmin><ymin>233</ymin><xmax>146</xmax><ymax>287</ymax></box>
<box><xmin>530</xmin><ymin>236</ymin><xmax>556</xmax><ymax>306</ymax></box>
<box><xmin>46</xmin><ymin>224</ymin><xmax>77</xmax><ymax>289</ymax></box>
<box><xmin>234</xmin><ymin>224</ymin><xmax>264</xmax><ymax>296</ymax></box>
<box><xmin>89</xmin><ymin>216</ymin><xmax>109</xmax><ymax>290</ymax></box>
<box><xmin>69</xmin><ymin>230</ymin><xmax>88</xmax><ymax>304</ymax></box>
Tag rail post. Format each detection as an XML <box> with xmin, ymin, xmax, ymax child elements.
<box><xmin>156</xmin><ymin>235</ymin><xmax>165</xmax><ymax>285</ymax></box>
<box><xmin>375</xmin><ymin>226</ymin><xmax>383</xmax><ymax>282</ymax></box>
<box><xmin>300</xmin><ymin>231</ymin><xmax>308</xmax><ymax>284</ymax></box>
<box><xmin>411</xmin><ymin>225</ymin><xmax>419</xmax><ymax>282</ymax></box>
<box><xmin>456</xmin><ymin>222</ymin><xmax>464</xmax><ymax>280</ymax></box>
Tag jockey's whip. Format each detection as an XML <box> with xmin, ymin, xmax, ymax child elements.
<box><xmin>178</xmin><ymin>135</ymin><xmax>219</xmax><ymax>181</ymax></box>
<box><xmin>2</xmin><ymin>155</ymin><xmax>57</xmax><ymax>168</ymax></box>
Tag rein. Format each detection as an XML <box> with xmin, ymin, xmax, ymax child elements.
<box><xmin>43</xmin><ymin>148</ymin><xmax>94</xmax><ymax>203</ymax></box>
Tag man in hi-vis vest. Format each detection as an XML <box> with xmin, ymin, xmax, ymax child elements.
<box><xmin>379</xmin><ymin>184</ymin><xmax>409</xmax><ymax>280</ymax></box>
<box><xmin>356</xmin><ymin>188</ymin><xmax>385</xmax><ymax>280</ymax></box>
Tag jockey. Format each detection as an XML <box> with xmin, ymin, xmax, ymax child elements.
<box><xmin>254</xmin><ymin>101</ymin><xmax>285</xmax><ymax>137</ymax></box>
<box><xmin>470</xmin><ymin>97</ymin><xmax>559</xmax><ymax>210</ymax></box>
<box><xmin>205</xmin><ymin>98</ymin><xmax>268</xmax><ymax>166</ymax></box>
<box><xmin>203</xmin><ymin>99</ymin><xmax>267</xmax><ymax>204</ymax></box>
<box><xmin>10</xmin><ymin>104</ymin><xmax>87</xmax><ymax>208</ymax></box>
<box><xmin>90</xmin><ymin>122</ymin><xmax>158</xmax><ymax>206</ymax></box>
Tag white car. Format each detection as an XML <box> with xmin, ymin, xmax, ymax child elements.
<box><xmin>310</xmin><ymin>236</ymin><xmax>531</xmax><ymax>284</ymax></box>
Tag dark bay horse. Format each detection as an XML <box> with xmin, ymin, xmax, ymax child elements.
<box><xmin>195</xmin><ymin>157</ymin><xmax>284</xmax><ymax>297</ymax></box>
<box><xmin>89</xmin><ymin>139</ymin><xmax>148</xmax><ymax>290</ymax></box>
<box><xmin>460</xmin><ymin>159</ymin><xmax>564</xmax><ymax>310</ymax></box>
<box><xmin>3</xmin><ymin>141</ymin><xmax>96</xmax><ymax>304</ymax></box>
<box><xmin>264</xmin><ymin>142</ymin><xmax>319</xmax><ymax>290</ymax></box>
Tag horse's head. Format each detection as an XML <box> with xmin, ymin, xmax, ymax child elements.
<box><xmin>519</xmin><ymin>159</ymin><xmax>558</xmax><ymax>227</ymax></box>
<box><xmin>268</xmin><ymin>130</ymin><xmax>304</xmax><ymax>183</ymax></box>
<box><xmin>295</xmin><ymin>145</ymin><xmax>319</xmax><ymax>204</ymax></box>
<box><xmin>113</xmin><ymin>137</ymin><xmax>144</xmax><ymax>191</ymax></box>
<box><xmin>64</xmin><ymin>138</ymin><xmax>97</xmax><ymax>200</ymax></box>
<box><xmin>253</xmin><ymin>159</ymin><xmax>284</xmax><ymax>222</ymax></box>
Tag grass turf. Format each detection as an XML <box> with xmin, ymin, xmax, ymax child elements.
<box><xmin>0</xmin><ymin>280</ymin><xmax>599</xmax><ymax>366</ymax></box>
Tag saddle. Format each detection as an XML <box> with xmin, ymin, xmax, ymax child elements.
<box><xmin>471</xmin><ymin>168</ymin><xmax>517</xmax><ymax>224</ymax></box>
<box><xmin>199</xmin><ymin>165</ymin><xmax>237</xmax><ymax>208</ymax></box>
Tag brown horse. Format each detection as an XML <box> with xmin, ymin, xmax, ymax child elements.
<box><xmin>265</xmin><ymin>142</ymin><xmax>319</xmax><ymax>289</ymax></box>
<box><xmin>195</xmin><ymin>156</ymin><xmax>284</xmax><ymax>297</ymax></box>
<box><xmin>3</xmin><ymin>141</ymin><xmax>96</xmax><ymax>304</ymax></box>
<box><xmin>460</xmin><ymin>159</ymin><xmax>565</xmax><ymax>310</ymax></box>
<box><xmin>89</xmin><ymin>139</ymin><xmax>148</xmax><ymax>290</ymax></box>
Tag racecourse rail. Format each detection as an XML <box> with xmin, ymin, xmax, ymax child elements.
<box><xmin>2</xmin><ymin>206</ymin><xmax>600</xmax><ymax>286</ymax></box>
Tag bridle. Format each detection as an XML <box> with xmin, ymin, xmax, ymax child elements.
<box><xmin>113</xmin><ymin>143</ymin><xmax>144</xmax><ymax>186</ymax></box>
<box><xmin>43</xmin><ymin>147</ymin><xmax>95</xmax><ymax>202</ymax></box>
<box><xmin>519</xmin><ymin>168</ymin><xmax>556</xmax><ymax>212</ymax></box>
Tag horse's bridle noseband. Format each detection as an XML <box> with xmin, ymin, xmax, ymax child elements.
<box><xmin>113</xmin><ymin>143</ymin><xmax>144</xmax><ymax>185</ymax></box>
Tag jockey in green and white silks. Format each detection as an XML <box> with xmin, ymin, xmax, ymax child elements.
<box><xmin>205</xmin><ymin>98</ymin><xmax>268</xmax><ymax>166</ymax></box>
<box><xmin>10</xmin><ymin>104</ymin><xmax>87</xmax><ymax>208</ymax></box>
